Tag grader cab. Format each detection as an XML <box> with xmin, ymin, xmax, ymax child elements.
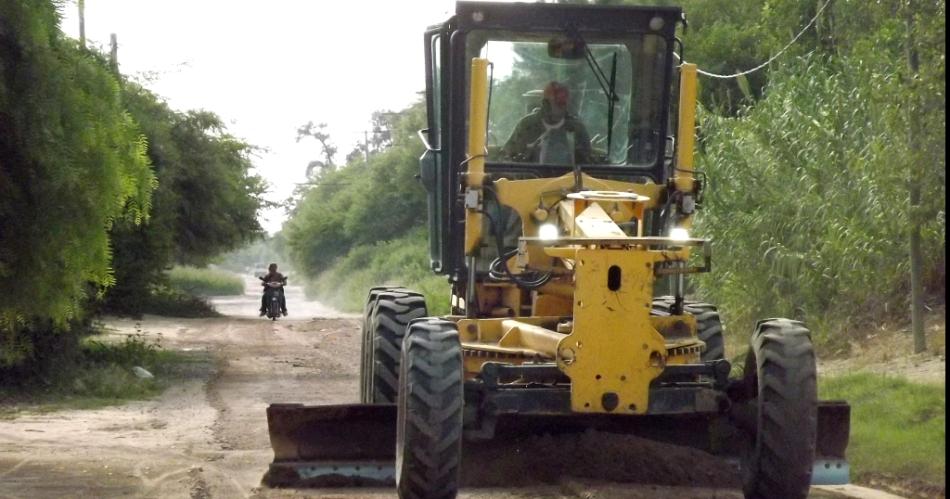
<box><xmin>264</xmin><ymin>3</ymin><xmax>851</xmax><ymax>498</ymax></box>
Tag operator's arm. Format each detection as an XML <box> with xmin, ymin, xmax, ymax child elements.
<box><xmin>501</xmin><ymin>114</ymin><xmax>539</xmax><ymax>162</ymax></box>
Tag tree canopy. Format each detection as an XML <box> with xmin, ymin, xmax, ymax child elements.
<box><xmin>0</xmin><ymin>2</ymin><xmax>269</xmax><ymax>364</ymax></box>
<box><xmin>104</xmin><ymin>83</ymin><xmax>268</xmax><ymax>313</ymax></box>
<box><xmin>0</xmin><ymin>2</ymin><xmax>153</xmax><ymax>337</ymax></box>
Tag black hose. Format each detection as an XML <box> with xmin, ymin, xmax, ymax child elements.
<box><xmin>481</xmin><ymin>187</ymin><xmax>552</xmax><ymax>289</ymax></box>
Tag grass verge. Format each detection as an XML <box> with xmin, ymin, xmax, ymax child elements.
<box><xmin>0</xmin><ymin>333</ymin><xmax>191</xmax><ymax>417</ymax></box>
<box><xmin>820</xmin><ymin>373</ymin><xmax>945</xmax><ymax>493</ymax></box>
<box><xmin>168</xmin><ymin>265</ymin><xmax>245</xmax><ymax>296</ymax></box>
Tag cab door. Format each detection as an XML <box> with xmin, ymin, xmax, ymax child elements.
<box><xmin>420</xmin><ymin>26</ymin><xmax>449</xmax><ymax>273</ymax></box>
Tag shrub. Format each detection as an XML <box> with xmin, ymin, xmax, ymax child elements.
<box><xmin>306</xmin><ymin>229</ymin><xmax>450</xmax><ymax>315</ymax></box>
<box><xmin>695</xmin><ymin>57</ymin><xmax>945</xmax><ymax>344</ymax></box>
<box><xmin>167</xmin><ymin>266</ymin><xmax>244</xmax><ymax>296</ymax></box>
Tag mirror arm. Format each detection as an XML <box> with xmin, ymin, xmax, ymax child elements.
<box><xmin>417</xmin><ymin>128</ymin><xmax>440</xmax><ymax>152</ymax></box>
<box><xmin>606</xmin><ymin>51</ymin><xmax>618</xmax><ymax>156</ymax></box>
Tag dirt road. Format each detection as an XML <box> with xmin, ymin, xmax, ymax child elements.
<box><xmin>0</xmin><ymin>282</ymin><xmax>884</xmax><ymax>498</ymax></box>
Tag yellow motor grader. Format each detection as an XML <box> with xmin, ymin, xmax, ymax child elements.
<box><xmin>265</xmin><ymin>2</ymin><xmax>850</xmax><ymax>498</ymax></box>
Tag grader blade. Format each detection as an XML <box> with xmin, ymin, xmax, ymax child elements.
<box><xmin>262</xmin><ymin>403</ymin><xmax>396</xmax><ymax>488</ymax></box>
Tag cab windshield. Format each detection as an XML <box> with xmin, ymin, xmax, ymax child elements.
<box><xmin>474</xmin><ymin>32</ymin><xmax>668</xmax><ymax>168</ymax></box>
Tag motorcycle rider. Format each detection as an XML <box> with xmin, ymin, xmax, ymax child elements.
<box><xmin>259</xmin><ymin>263</ymin><xmax>288</xmax><ymax>317</ymax></box>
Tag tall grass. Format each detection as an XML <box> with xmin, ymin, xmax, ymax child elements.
<box><xmin>305</xmin><ymin>229</ymin><xmax>450</xmax><ymax>315</ymax></box>
<box><xmin>695</xmin><ymin>57</ymin><xmax>945</xmax><ymax>346</ymax></box>
<box><xmin>167</xmin><ymin>266</ymin><xmax>244</xmax><ymax>296</ymax></box>
<box><xmin>820</xmin><ymin>373</ymin><xmax>945</xmax><ymax>488</ymax></box>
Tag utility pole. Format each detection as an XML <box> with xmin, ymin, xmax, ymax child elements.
<box><xmin>109</xmin><ymin>33</ymin><xmax>119</xmax><ymax>75</ymax></box>
<box><xmin>904</xmin><ymin>0</ymin><xmax>926</xmax><ymax>354</ymax></box>
<box><xmin>364</xmin><ymin>130</ymin><xmax>370</xmax><ymax>163</ymax></box>
<box><xmin>78</xmin><ymin>0</ymin><xmax>86</xmax><ymax>48</ymax></box>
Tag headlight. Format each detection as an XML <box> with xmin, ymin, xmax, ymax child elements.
<box><xmin>538</xmin><ymin>223</ymin><xmax>560</xmax><ymax>241</ymax></box>
<box><xmin>669</xmin><ymin>227</ymin><xmax>690</xmax><ymax>241</ymax></box>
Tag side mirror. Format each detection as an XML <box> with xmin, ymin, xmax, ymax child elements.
<box><xmin>665</xmin><ymin>136</ymin><xmax>675</xmax><ymax>160</ymax></box>
<box><xmin>548</xmin><ymin>36</ymin><xmax>586</xmax><ymax>60</ymax></box>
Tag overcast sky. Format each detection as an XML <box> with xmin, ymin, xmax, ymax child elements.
<box><xmin>59</xmin><ymin>0</ymin><xmax>458</xmax><ymax>234</ymax></box>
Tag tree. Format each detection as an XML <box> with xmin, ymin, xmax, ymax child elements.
<box><xmin>0</xmin><ymin>2</ymin><xmax>153</xmax><ymax>363</ymax></box>
<box><xmin>104</xmin><ymin>83</ymin><xmax>268</xmax><ymax>313</ymax></box>
<box><xmin>285</xmin><ymin>103</ymin><xmax>428</xmax><ymax>277</ymax></box>
<box><xmin>296</xmin><ymin>121</ymin><xmax>337</xmax><ymax>179</ymax></box>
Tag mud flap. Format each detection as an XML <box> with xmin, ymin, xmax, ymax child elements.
<box><xmin>263</xmin><ymin>403</ymin><xmax>397</xmax><ymax>487</ymax></box>
<box><xmin>811</xmin><ymin>400</ymin><xmax>851</xmax><ymax>485</ymax></box>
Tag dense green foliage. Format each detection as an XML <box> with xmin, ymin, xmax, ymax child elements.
<box><xmin>0</xmin><ymin>3</ymin><xmax>153</xmax><ymax>364</ymax></box>
<box><xmin>104</xmin><ymin>84</ymin><xmax>267</xmax><ymax>314</ymax></box>
<box><xmin>285</xmin><ymin>103</ymin><xmax>429</xmax><ymax>276</ymax></box>
<box><xmin>167</xmin><ymin>266</ymin><xmax>244</xmax><ymax>297</ymax></box>
<box><xmin>0</xmin><ymin>2</ymin><xmax>266</xmax><ymax>369</ymax></box>
<box><xmin>820</xmin><ymin>373</ymin><xmax>945</xmax><ymax>488</ymax></box>
<box><xmin>687</xmin><ymin>0</ymin><xmax>946</xmax><ymax>339</ymax></box>
<box><xmin>285</xmin><ymin>102</ymin><xmax>445</xmax><ymax>312</ymax></box>
<box><xmin>696</xmin><ymin>58</ymin><xmax>945</xmax><ymax>339</ymax></box>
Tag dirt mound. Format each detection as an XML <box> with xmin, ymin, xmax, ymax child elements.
<box><xmin>461</xmin><ymin>428</ymin><xmax>740</xmax><ymax>489</ymax></box>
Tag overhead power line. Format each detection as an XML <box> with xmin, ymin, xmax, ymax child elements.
<box><xmin>683</xmin><ymin>0</ymin><xmax>833</xmax><ymax>80</ymax></box>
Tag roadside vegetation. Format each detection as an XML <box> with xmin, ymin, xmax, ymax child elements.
<box><xmin>167</xmin><ymin>266</ymin><xmax>245</xmax><ymax>297</ymax></box>
<box><xmin>820</xmin><ymin>373</ymin><xmax>945</xmax><ymax>494</ymax></box>
<box><xmin>0</xmin><ymin>325</ymin><xmax>189</xmax><ymax>417</ymax></box>
<box><xmin>0</xmin><ymin>3</ymin><xmax>265</xmax><ymax>391</ymax></box>
<box><xmin>283</xmin><ymin>104</ymin><xmax>447</xmax><ymax>313</ymax></box>
<box><xmin>305</xmin><ymin>229</ymin><xmax>450</xmax><ymax>315</ymax></box>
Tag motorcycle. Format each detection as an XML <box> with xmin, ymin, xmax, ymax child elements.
<box><xmin>259</xmin><ymin>276</ymin><xmax>287</xmax><ymax>320</ymax></box>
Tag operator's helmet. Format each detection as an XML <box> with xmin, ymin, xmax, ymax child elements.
<box><xmin>268</xmin><ymin>263</ymin><xmax>278</xmax><ymax>272</ymax></box>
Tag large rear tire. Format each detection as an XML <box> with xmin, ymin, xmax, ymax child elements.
<box><xmin>395</xmin><ymin>319</ymin><xmax>463</xmax><ymax>499</ymax></box>
<box><xmin>360</xmin><ymin>287</ymin><xmax>397</xmax><ymax>402</ymax></box>
<box><xmin>652</xmin><ymin>297</ymin><xmax>725</xmax><ymax>361</ymax></box>
<box><xmin>741</xmin><ymin>319</ymin><xmax>817</xmax><ymax>499</ymax></box>
<box><xmin>359</xmin><ymin>288</ymin><xmax>427</xmax><ymax>403</ymax></box>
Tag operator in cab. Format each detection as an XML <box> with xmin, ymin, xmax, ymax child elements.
<box><xmin>259</xmin><ymin>263</ymin><xmax>288</xmax><ymax>317</ymax></box>
<box><xmin>501</xmin><ymin>81</ymin><xmax>592</xmax><ymax>165</ymax></box>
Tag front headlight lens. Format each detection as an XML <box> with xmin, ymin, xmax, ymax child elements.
<box><xmin>669</xmin><ymin>227</ymin><xmax>690</xmax><ymax>241</ymax></box>
<box><xmin>538</xmin><ymin>223</ymin><xmax>559</xmax><ymax>241</ymax></box>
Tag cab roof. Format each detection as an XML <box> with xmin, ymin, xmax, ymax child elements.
<box><xmin>452</xmin><ymin>1</ymin><xmax>683</xmax><ymax>34</ymax></box>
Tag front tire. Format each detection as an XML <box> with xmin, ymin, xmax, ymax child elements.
<box><xmin>741</xmin><ymin>319</ymin><xmax>817</xmax><ymax>499</ymax></box>
<box><xmin>395</xmin><ymin>319</ymin><xmax>463</xmax><ymax>499</ymax></box>
<box><xmin>652</xmin><ymin>297</ymin><xmax>725</xmax><ymax>361</ymax></box>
